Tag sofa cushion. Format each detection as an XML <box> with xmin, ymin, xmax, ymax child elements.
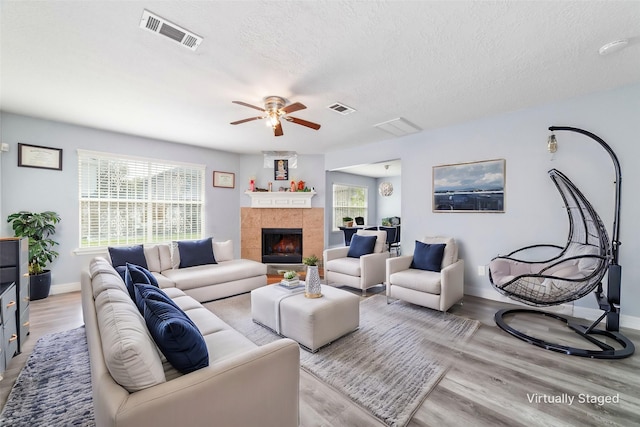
<box><xmin>141</xmin><ymin>297</ymin><xmax>209</xmax><ymax>374</ymax></box>
<box><xmin>325</xmin><ymin>257</ymin><xmax>361</xmax><ymax>277</ymax></box>
<box><xmin>95</xmin><ymin>288</ymin><xmax>165</xmax><ymax>392</ymax></box>
<box><xmin>213</xmin><ymin>240</ymin><xmax>234</xmax><ymax>262</ymax></box>
<box><xmin>411</xmin><ymin>241</ymin><xmax>446</xmax><ymax>272</ymax></box>
<box><xmin>390</xmin><ymin>269</ymin><xmax>442</xmax><ymax>294</ymax></box>
<box><xmin>143</xmin><ymin>245</ymin><xmax>162</xmax><ymax>273</ymax></box>
<box><xmin>161</xmin><ymin>259</ymin><xmax>267</xmax><ymax>291</ymax></box>
<box><xmin>178</xmin><ymin>238</ymin><xmax>217</xmax><ymax>268</ymax></box>
<box><xmin>347</xmin><ymin>234</ymin><xmax>377</xmax><ymax>258</ymax></box>
<box><xmin>108</xmin><ymin>245</ymin><xmax>148</xmax><ymax>269</ymax></box>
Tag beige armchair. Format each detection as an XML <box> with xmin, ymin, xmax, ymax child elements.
<box><xmin>386</xmin><ymin>236</ymin><xmax>464</xmax><ymax>312</ymax></box>
<box><xmin>324</xmin><ymin>229</ymin><xmax>390</xmax><ymax>296</ymax></box>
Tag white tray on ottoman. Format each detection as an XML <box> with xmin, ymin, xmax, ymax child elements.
<box><xmin>251</xmin><ymin>284</ymin><xmax>360</xmax><ymax>352</ymax></box>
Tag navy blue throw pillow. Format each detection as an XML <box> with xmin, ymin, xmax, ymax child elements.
<box><xmin>122</xmin><ymin>263</ymin><xmax>156</xmax><ymax>300</ymax></box>
<box><xmin>347</xmin><ymin>234</ymin><xmax>377</xmax><ymax>258</ymax></box>
<box><xmin>178</xmin><ymin>238</ymin><xmax>216</xmax><ymax>268</ymax></box>
<box><xmin>108</xmin><ymin>245</ymin><xmax>148</xmax><ymax>269</ymax></box>
<box><xmin>411</xmin><ymin>241</ymin><xmax>446</xmax><ymax>272</ymax></box>
<box><xmin>142</xmin><ymin>298</ymin><xmax>209</xmax><ymax>374</ymax></box>
<box><xmin>134</xmin><ymin>283</ymin><xmax>183</xmax><ymax>316</ymax></box>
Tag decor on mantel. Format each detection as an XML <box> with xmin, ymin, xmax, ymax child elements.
<box><xmin>244</xmin><ymin>190</ymin><xmax>316</xmax><ymax>208</ymax></box>
<box><xmin>303</xmin><ymin>255</ymin><xmax>322</xmax><ymax>298</ymax></box>
<box><xmin>274</xmin><ymin>159</ymin><xmax>289</xmax><ymax>180</ymax></box>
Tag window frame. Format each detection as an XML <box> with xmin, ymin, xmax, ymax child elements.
<box><xmin>77</xmin><ymin>149</ymin><xmax>206</xmax><ymax>250</ymax></box>
<box><xmin>332</xmin><ymin>183</ymin><xmax>368</xmax><ymax>231</ymax></box>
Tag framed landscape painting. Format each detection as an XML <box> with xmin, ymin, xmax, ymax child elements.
<box><xmin>433</xmin><ymin>159</ymin><xmax>505</xmax><ymax>213</ymax></box>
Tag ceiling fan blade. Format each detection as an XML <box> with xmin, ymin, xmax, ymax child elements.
<box><xmin>280</xmin><ymin>102</ymin><xmax>306</xmax><ymax>114</ymax></box>
<box><xmin>230</xmin><ymin>116</ymin><xmax>264</xmax><ymax>125</ymax></box>
<box><xmin>286</xmin><ymin>116</ymin><xmax>321</xmax><ymax>130</ymax></box>
<box><xmin>232</xmin><ymin>101</ymin><xmax>265</xmax><ymax>112</ymax></box>
<box><xmin>274</xmin><ymin>122</ymin><xmax>284</xmax><ymax>137</ymax></box>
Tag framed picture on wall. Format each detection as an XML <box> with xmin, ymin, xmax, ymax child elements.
<box><xmin>274</xmin><ymin>159</ymin><xmax>289</xmax><ymax>181</ymax></box>
<box><xmin>433</xmin><ymin>158</ymin><xmax>505</xmax><ymax>212</ymax></box>
<box><xmin>213</xmin><ymin>171</ymin><xmax>235</xmax><ymax>188</ymax></box>
<box><xmin>18</xmin><ymin>143</ymin><xmax>63</xmax><ymax>171</ymax></box>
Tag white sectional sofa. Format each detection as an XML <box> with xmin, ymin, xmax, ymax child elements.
<box><xmin>113</xmin><ymin>241</ymin><xmax>268</xmax><ymax>302</ymax></box>
<box><xmin>81</xmin><ymin>256</ymin><xmax>300</xmax><ymax>427</ymax></box>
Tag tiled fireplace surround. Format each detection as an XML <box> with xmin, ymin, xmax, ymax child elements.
<box><xmin>240</xmin><ymin>207</ymin><xmax>325</xmax><ymax>265</ymax></box>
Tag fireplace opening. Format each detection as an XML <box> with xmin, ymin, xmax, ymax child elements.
<box><xmin>262</xmin><ymin>228</ymin><xmax>303</xmax><ymax>264</ymax></box>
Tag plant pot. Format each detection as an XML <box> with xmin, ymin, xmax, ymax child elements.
<box><xmin>30</xmin><ymin>270</ymin><xmax>52</xmax><ymax>301</ymax></box>
<box><xmin>344</xmin><ymin>221</ymin><xmax>354</xmax><ymax>227</ymax></box>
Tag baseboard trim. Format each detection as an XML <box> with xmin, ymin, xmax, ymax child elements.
<box><xmin>465</xmin><ymin>285</ymin><xmax>640</xmax><ymax>330</ymax></box>
<box><xmin>50</xmin><ymin>281</ymin><xmax>81</xmax><ymax>295</ymax></box>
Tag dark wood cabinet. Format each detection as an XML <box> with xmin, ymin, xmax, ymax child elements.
<box><xmin>0</xmin><ymin>281</ymin><xmax>18</xmax><ymax>377</ymax></box>
<box><xmin>0</xmin><ymin>238</ymin><xmax>30</xmax><ymax>353</ymax></box>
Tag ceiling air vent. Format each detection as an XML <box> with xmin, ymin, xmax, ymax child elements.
<box><xmin>373</xmin><ymin>117</ymin><xmax>422</xmax><ymax>137</ymax></box>
<box><xmin>327</xmin><ymin>102</ymin><xmax>356</xmax><ymax>115</ymax></box>
<box><xmin>139</xmin><ymin>10</ymin><xmax>202</xmax><ymax>51</ymax></box>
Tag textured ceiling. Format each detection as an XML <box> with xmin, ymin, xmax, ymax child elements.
<box><xmin>1</xmin><ymin>1</ymin><xmax>639</xmax><ymax>155</ymax></box>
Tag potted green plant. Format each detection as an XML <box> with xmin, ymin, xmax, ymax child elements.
<box><xmin>7</xmin><ymin>211</ymin><xmax>61</xmax><ymax>300</ymax></box>
<box><xmin>302</xmin><ymin>255</ymin><xmax>322</xmax><ymax>298</ymax></box>
<box><xmin>342</xmin><ymin>216</ymin><xmax>354</xmax><ymax>227</ymax></box>
<box><xmin>281</xmin><ymin>270</ymin><xmax>300</xmax><ymax>288</ymax></box>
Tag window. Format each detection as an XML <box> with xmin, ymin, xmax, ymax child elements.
<box><xmin>78</xmin><ymin>150</ymin><xmax>205</xmax><ymax>248</ymax></box>
<box><xmin>332</xmin><ymin>184</ymin><xmax>367</xmax><ymax>230</ymax></box>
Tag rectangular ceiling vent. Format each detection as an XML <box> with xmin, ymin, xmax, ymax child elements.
<box><xmin>139</xmin><ymin>10</ymin><xmax>202</xmax><ymax>51</ymax></box>
<box><xmin>373</xmin><ymin>117</ymin><xmax>422</xmax><ymax>137</ymax></box>
<box><xmin>327</xmin><ymin>102</ymin><xmax>356</xmax><ymax>115</ymax></box>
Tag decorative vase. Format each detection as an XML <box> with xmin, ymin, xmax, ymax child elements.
<box><xmin>305</xmin><ymin>265</ymin><xmax>322</xmax><ymax>298</ymax></box>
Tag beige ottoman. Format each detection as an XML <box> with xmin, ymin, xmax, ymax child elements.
<box><xmin>251</xmin><ymin>284</ymin><xmax>360</xmax><ymax>352</ymax></box>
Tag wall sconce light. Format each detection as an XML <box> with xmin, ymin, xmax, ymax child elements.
<box><xmin>547</xmin><ymin>134</ymin><xmax>558</xmax><ymax>153</ymax></box>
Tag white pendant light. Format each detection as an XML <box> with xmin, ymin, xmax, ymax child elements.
<box><xmin>378</xmin><ymin>165</ymin><xmax>393</xmax><ymax>197</ymax></box>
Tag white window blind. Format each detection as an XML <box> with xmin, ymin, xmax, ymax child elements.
<box><xmin>332</xmin><ymin>184</ymin><xmax>367</xmax><ymax>230</ymax></box>
<box><xmin>78</xmin><ymin>150</ymin><xmax>205</xmax><ymax>248</ymax></box>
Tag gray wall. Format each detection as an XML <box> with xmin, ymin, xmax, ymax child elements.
<box><xmin>0</xmin><ymin>113</ymin><xmax>241</xmax><ymax>291</ymax></box>
<box><xmin>325</xmin><ymin>83</ymin><xmax>640</xmax><ymax>323</ymax></box>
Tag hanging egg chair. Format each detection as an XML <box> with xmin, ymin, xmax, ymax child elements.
<box><xmin>488</xmin><ymin>127</ymin><xmax>634</xmax><ymax>359</ymax></box>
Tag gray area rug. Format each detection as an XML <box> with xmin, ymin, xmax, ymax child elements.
<box><xmin>0</xmin><ymin>326</ymin><xmax>94</xmax><ymax>427</ymax></box>
<box><xmin>206</xmin><ymin>292</ymin><xmax>480</xmax><ymax>427</ymax></box>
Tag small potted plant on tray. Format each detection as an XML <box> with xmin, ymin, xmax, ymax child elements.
<box><xmin>281</xmin><ymin>270</ymin><xmax>300</xmax><ymax>288</ymax></box>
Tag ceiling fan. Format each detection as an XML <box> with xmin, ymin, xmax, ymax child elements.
<box><xmin>230</xmin><ymin>96</ymin><xmax>321</xmax><ymax>137</ymax></box>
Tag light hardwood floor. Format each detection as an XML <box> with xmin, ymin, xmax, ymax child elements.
<box><xmin>2</xmin><ymin>288</ymin><xmax>638</xmax><ymax>427</ymax></box>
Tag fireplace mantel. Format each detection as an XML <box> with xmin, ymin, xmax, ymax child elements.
<box><xmin>245</xmin><ymin>191</ymin><xmax>316</xmax><ymax>209</ymax></box>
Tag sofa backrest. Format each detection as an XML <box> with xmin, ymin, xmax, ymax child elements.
<box><xmin>422</xmin><ymin>236</ymin><xmax>458</xmax><ymax>269</ymax></box>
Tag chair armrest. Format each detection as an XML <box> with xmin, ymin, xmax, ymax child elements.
<box><xmin>324</xmin><ymin>247</ymin><xmax>350</xmax><ymax>264</ymax></box>
<box><xmin>440</xmin><ymin>259</ymin><xmax>465</xmax><ymax>311</ymax></box>
<box><xmin>386</xmin><ymin>255</ymin><xmax>413</xmax><ymax>278</ymax></box>
<box><xmin>359</xmin><ymin>251</ymin><xmax>390</xmax><ymax>288</ymax></box>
